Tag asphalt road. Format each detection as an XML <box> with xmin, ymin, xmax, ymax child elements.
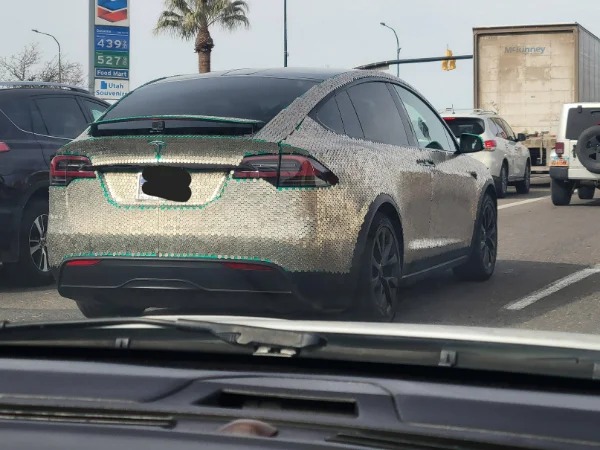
<box><xmin>1</xmin><ymin>176</ymin><xmax>599</xmax><ymax>334</ymax></box>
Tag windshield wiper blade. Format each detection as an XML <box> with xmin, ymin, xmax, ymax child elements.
<box><xmin>0</xmin><ymin>318</ymin><xmax>326</xmax><ymax>357</ymax></box>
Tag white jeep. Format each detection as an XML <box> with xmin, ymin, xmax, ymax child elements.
<box><xmin>550</xmin><ymin>103</ymin><xmax>600</xmax><ymax>205</ymax></box>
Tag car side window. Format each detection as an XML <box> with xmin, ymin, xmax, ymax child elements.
<box><xmin>312</xmin><ymin>95</ymin><xmax>345</xmax><ymax>135</ymax></box>
<box><xmin>491</xmin><ymin>118</ymin><xmax>508</xmax><ymax>139</ymax></box>
<box><xmin>0</xmin><ymin>98</ymin><xmax>33</xmax><ymax>132</ymax></box>
<box><xmin>81</xmin><ymin>99</ymin><xmax>108</xmax><ymax>122</ymax></box>
<box><xmin>500</xmin><ymin>118</ymin><xmax>516</xmax><ymax>140</ymax></box>
<box><xmin>346</xmin><ymin>82</ymin><xmax>409</xmax><ymax>146</ymax></box>
<box><xmin>393</xmin><ymin>85</ymin><xmax>453</xmax><ymax>151</ymax></box>
<box><xmin>34</xmin><ymin>96</ymin><xmax>89</xmax><ymax>139</ymax></box>
<box><xmin>30</xmin><ymin>105</ymin><xmax>48</xmax><ymax>135</ymax></box>
<box><xmin>487</xmin><ymin>118</ymin><xmax>503</xmax><ymax>138</ymax></box>
<box><xmin>335</xmin><ymin>90</ymin><xmax>364</xmax><ymax>139</ymax></box>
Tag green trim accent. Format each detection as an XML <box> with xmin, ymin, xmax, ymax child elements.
<box><xmin>94</xmin><ymin>115</ymin><xmax>264</xmax><ymax>126</ymax></box>
<box><xmin>60</xmin><ymin>135</ymin><xmax>271</xmax><ymax>153</ymax></box>
<box><xmin>60</xmin><ymin>252</ymin><xmax>272</xmax><ymax>264</ymax></box>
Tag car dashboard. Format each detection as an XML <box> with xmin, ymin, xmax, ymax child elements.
<box><xmin>0</xmin><ymin>351</ymin><xmax>599</xmax><ymax>450</ymax></box>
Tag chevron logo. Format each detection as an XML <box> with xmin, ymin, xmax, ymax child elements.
<box><xmin>97</xmin><ymin>0</ymin><xmax>128</xmax><ymax>23</ymax></box>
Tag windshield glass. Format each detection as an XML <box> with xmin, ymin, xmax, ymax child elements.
<box><xmin>443</xmin><ymin>117</ymin><xmax>485</xmax><ymax>137</ymax></box>
<box><xmin>2</xmin><ymin>0</ymin><xmax>600</xmax><ymax>380</ymax></box>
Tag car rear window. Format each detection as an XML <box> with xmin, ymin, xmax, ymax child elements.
<box><xmin>99</xmin><ymin>76</ymin><xmax>319</xmax><ymax>135</ymax></box>
<box><xmin>443</xmin><ymin>117</ymin><xmax>485</xmax><ymax>137</ymax></box>
<box><xmin>566</xmin><ymin>107</ymin><xmax>600</xmax><ymax>140</ymax></box>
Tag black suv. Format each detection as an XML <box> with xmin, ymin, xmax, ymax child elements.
<box><xmin>0</xmin><ymin>82</ymin><xmax>109</xmax><ymax>286</ymax></box>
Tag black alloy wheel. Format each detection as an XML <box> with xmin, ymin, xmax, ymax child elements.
<box><xmin>453</xmin><ymin>194</ymin><xmax>497</xmax><ymax>281</ymax></box>
<box><xmin>357</xmin><ymin>213</ymin><xmax>402</xmax><ymax>322</ymax></box>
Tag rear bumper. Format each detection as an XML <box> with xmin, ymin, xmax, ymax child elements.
<box><xmin>56</xmin><ymin>258</ymin><xmax>354</xmax><ymax>315</ymax></box>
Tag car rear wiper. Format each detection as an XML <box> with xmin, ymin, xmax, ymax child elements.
<box><xmin>0</xmin><ymin>318</ymin><xmax>326</xmax><ymax>357</ymax></box>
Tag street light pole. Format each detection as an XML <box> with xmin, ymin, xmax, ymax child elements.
<box><xmin>284</xmin><ymin>0</ymin><xmax>288</xmax><ymax>67</ymax></box>
<box><xmin>380</xmin><ymin>22</ymin><xmax>400</xmax><ymax>77</ymax></box>
<box><xmin>32</xmin><ymin>29</ymin><xmax>62</xmax><ymax>83</ymax></box>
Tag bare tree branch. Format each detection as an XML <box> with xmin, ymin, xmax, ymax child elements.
<box><xmin>0</xmin><ymin>43</ymin><xmax>85</xmax><ymax>86</ymax></box>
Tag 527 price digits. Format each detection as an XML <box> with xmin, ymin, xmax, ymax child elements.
<box><xmin>96</xmin><ymin>54</ymin><xmax>129</xmax><ymax>68</ymax></box>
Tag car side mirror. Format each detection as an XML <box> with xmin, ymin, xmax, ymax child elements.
<box><xmin>458</xmin><ymin>133</ymin><xmax>484</xmax><ymax>153</ymax></box>
<box><xmin>517</xmin><ymin>133</ymin><xmax>527</xmax><ymax>142</ymax></box>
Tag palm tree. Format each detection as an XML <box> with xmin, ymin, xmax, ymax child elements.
<box><xmin>154</xmin><ymin>0</ymin><xmax>250</xmax><ymax>74</ymax></box>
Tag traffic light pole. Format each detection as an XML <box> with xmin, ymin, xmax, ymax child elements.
<box><xmin>355</xmin><ymin>54</ymin><xmax>473</xmax><ymax>71</ymax></box>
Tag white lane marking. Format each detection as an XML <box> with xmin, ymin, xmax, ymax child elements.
<box><xmin>498</xmin><ymin>196</ymin><xmax>550</xmax><ymax>210</ymax></box>
<box><xmin>504</xmin><ymin>265</ymin><xmax>600</xmax><ymax>311</ymax></box>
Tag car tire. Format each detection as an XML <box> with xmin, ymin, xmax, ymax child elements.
<box><xmin>551</xmin><ymin>180</ymin><xmax>574</xmax><ymax>206</ymax></box>
<box><xmin>453</xmin><ymin>194</ymin><xmax>497</xmax><ymax>282</ymax></box>
<box><xmin>355</xmin><ymin>213</ymin><xmax>402</xmax><ymax>322</ymax></box>
<box><xmin>515</xmin><ymin>162</ymin><xmax>531</xmax><ymax>194</ymax></box>
<box><xmin>4</xmin><ymin>200</ymin><xmax>53</xmax><ymax>287</ymax></box>
<box><xmin>76</xmin><ymin>299</ymin><xmax>145</xmax><ymax>319</ymax></box>
<box><xmin>575</xmin><ymin>126</ymin><xmax>600</xmax><ymax>174</ymax></box>
<box><xmin>577</xmin><ymin>185</ymin><xmax>595</xmax><ymax>200</ymax></box>
<box><xmin>495</xmin><ymin>163</ymin><xmax>509</xmax><ymax>198</ymax></box>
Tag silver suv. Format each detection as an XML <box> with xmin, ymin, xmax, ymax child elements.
<box><xmin>441</xmin><ymin>109</ymin><xmax>531</xmax><ymax>198</ymax></box>
<box><xmin>550</xmin><ymin>103</ymin><xmax>600</xmax><ymax>205</ymax></box>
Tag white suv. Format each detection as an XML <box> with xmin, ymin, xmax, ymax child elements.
<box><xmin>550</xmin><ymin>103</ymin><xmax>600</xmax><ymax>205</ymax></box>
<box><xmin>441</xmin><ymin>109</ymin><xmax>531</xmax><ymax>198</ymax></box>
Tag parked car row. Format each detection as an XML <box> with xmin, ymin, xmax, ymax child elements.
<box><xmin>0</xmin><ymin>82</ymin><xmax>109</xmax><ymax>285</ymax></box>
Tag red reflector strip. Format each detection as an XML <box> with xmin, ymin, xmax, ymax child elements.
<box><xmin>66</xmin><ymin>259</ymin><xmax>101</xmax><ymax>267</ymax></box>
<box><xmin>223</xmin><ymin>262</ymin><xmax>273</xmax><ymax>271</ymax></box>
<box><xmin>0</xmin><ymin>142</ymin><xmax>10</xmax><ymax>152</ymax></box>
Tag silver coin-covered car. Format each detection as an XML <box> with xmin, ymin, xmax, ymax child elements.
<box><xmin>48</xmin><ymin>68</ymin><xmax>497</xmax><ymax>321</ymax></box>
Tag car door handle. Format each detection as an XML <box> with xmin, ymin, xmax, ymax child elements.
<box><xmin>417</xmin><ymin>159</ymin><xmax>435</xmax><ymax>167</ymax></box>
<box><xmin>469</xmin><ymin>171</ymin><xmax>478</xmax><ymax>179</ymax></box>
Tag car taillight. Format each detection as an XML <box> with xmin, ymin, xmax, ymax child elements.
<box><xmin>555</xmin><ymin>142</ymin><xmax>565</xmax><ymax>156</ymax></box>
<box><xmin>0</xmin><ymin>141</ymin><xmax>9</xmax><ymax>152</ymax></box>
<box><xmin>233</xmin><ymin>154</ymin><xmax>339</xmax><ymax>188</ymax></box>
<box><xmin>65</xmin><ymin>259</ymin><xmax>101</xmax><ymax>267</ymax></box>
<box><xmin>50</xmin><ymin>155</ymin><xmax>96</xmax><ymax>186</ymax></box>
<box><xmin>223</xmin><ymin>262</ymin><xmax>273</xmax><ymax>271</ymax></box>
<box><xmin>484</xmin><ymin>140</ymin><xmax>497</xmax><ymax>151</ymax></box>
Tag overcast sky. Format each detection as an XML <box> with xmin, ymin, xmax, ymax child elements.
<box><xmin>3</xmin><ymin>0</ymin><xmax>600</xmax><ymax>109</ymax></box>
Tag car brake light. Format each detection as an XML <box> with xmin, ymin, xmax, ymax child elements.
<box><xmin>484</xmin><ymin>140</ymin><xmax>497</xmax><ymax>151</ymax></box>
<box><xmin>0</xmin><ymin>142</ymin><xmax>9</xmax><ymax>152</ymax></box>
<box><xmin>66</xmin><ymin>259</ymin><xmax>101</xmax><ymax>267</ymax></box>
<box><xmin>223</xmin><ymin>262</ymin><xmax>273</xmax><ymax>271</ymax></box>
<box><xmin>50</xmin><ymin>155</ymin><xmax>96</xmax><ymax>186</ymax></box>
<box><xmin>233</xmin><ymin>154</ymin><xmax>339</xmax><ymax>188</ymax></box>
<box><xmin>555</xmin><ymin>142</ymin><xmax>565</xmax><ymax>156</ymax></box>
<box><xmin>443</xmin><ymin>117</ymin><xmax>456</xmax><ymax>121</ymax></box>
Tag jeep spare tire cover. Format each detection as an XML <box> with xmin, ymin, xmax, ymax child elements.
<box><xmin>576</xmin><ymin>125</ymin><xmax>600</xmax><ymax>174</ymax></box>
